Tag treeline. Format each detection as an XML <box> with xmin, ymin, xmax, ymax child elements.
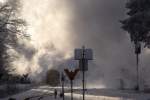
<box><xmin>0</xmin><ymin>74</ymin><xmax>31</xmax><ymax>85</ymax></box>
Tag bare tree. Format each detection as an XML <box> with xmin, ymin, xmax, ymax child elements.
<box><xmin>0</xmin><ymin>0</ymin><xmax>27</xmax><ymax>82</ymax></box>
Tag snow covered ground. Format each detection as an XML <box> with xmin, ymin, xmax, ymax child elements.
<box><xmin>2</xmin><ymin>85</ymin><xmax>150</xmax><ymax>100</ymax></box>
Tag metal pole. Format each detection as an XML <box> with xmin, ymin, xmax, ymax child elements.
<box><xmin>62</xmin><ymin>79</ymin><xmax>64</xmax><ymax>100</ymax></box>
<box><xmin>82</xmin><ymin>46</ymin><xmax>85</xmax><ymax>100</ymax></box>
<box><xmin>82</xmin><ymin>67</ymin><xmax>85</xmax><ymax>100</ymax></box>
<box><xmin>61</xmin><ymin>73</ymin><xmax>65</xmax><ymax>100</ymax></box>
<box><xmin>134</xmin><ymin>41</ymin><xmax>141</xmax><ymax>91</ymax></box>
<box><xmin>71</xmin><ymin>80</ymin><xmax>73</xmax><ymax>100</ymax></box>
<box><xmin>136</xmin><ymin>53</ymin><xmax>139</xmax><ymax>90</ymax></box>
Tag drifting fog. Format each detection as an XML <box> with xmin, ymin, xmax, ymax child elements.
<box><xmin>2</xmin><ymin>0</ymin><xmax>150</xmax><ymax>89</ymax></box>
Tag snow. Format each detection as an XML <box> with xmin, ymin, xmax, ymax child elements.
<box><xmin>1</xmin><ymin>85</ymin><xmax>150</xmax><ymax>100</ymax></box>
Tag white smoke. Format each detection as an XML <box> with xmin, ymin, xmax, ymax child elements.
<box><xmin>5</xmin><ymin>0</ymin><xmax>150</xmax><ymax>90</ymax></box>
<box><xmin>11</xmin><ymin>0</ymin><xmax>75</xmax><ymax>82</ymax></box>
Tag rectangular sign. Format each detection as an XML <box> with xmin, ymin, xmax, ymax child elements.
<box><xmin>74</xmin><ymin>49</ymin><xmax>93</xmax><ymax>60</ymax></box>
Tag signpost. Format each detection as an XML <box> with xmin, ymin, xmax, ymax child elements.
<box><xmin>64</xmin><ymin>68</ymin><xmax>80</xmax><ymax>100</ymax></box>
<box><xmin>74</xmin><ymin>46</ymin><xmax>93</xmax><ymax>100</ymax></box>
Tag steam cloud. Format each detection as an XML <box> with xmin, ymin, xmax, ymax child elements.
<box><xmin>6</xmin><ymin>0</ymin><xmax>150</xmax><ymax>89</ymax></box>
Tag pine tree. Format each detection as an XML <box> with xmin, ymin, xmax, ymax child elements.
<box><xmin>121</xmin><ymin>0</ymin><xmax>150</xmax><ymax>46</ymax></box>
<box><xmin>121</xmin><ymin>0</ymin><xmax>150</xmax><ymax>90</ymax></box>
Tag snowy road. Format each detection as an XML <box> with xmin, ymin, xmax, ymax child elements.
<box><xmin>2</xmin><ymin>86</ymin><xmax>150</xmax><ymax>100</ymax></box>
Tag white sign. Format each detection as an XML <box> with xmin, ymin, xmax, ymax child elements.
<box><xmin>74</xmin><ymin>49</ymin><xmax>93</xmax><ymax>60</ymax></box>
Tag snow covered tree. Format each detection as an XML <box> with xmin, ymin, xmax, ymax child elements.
<box><xmin>121</xmin><ymin>0</ymin><xmax>150</xmax><ymax>90</ymax></box>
